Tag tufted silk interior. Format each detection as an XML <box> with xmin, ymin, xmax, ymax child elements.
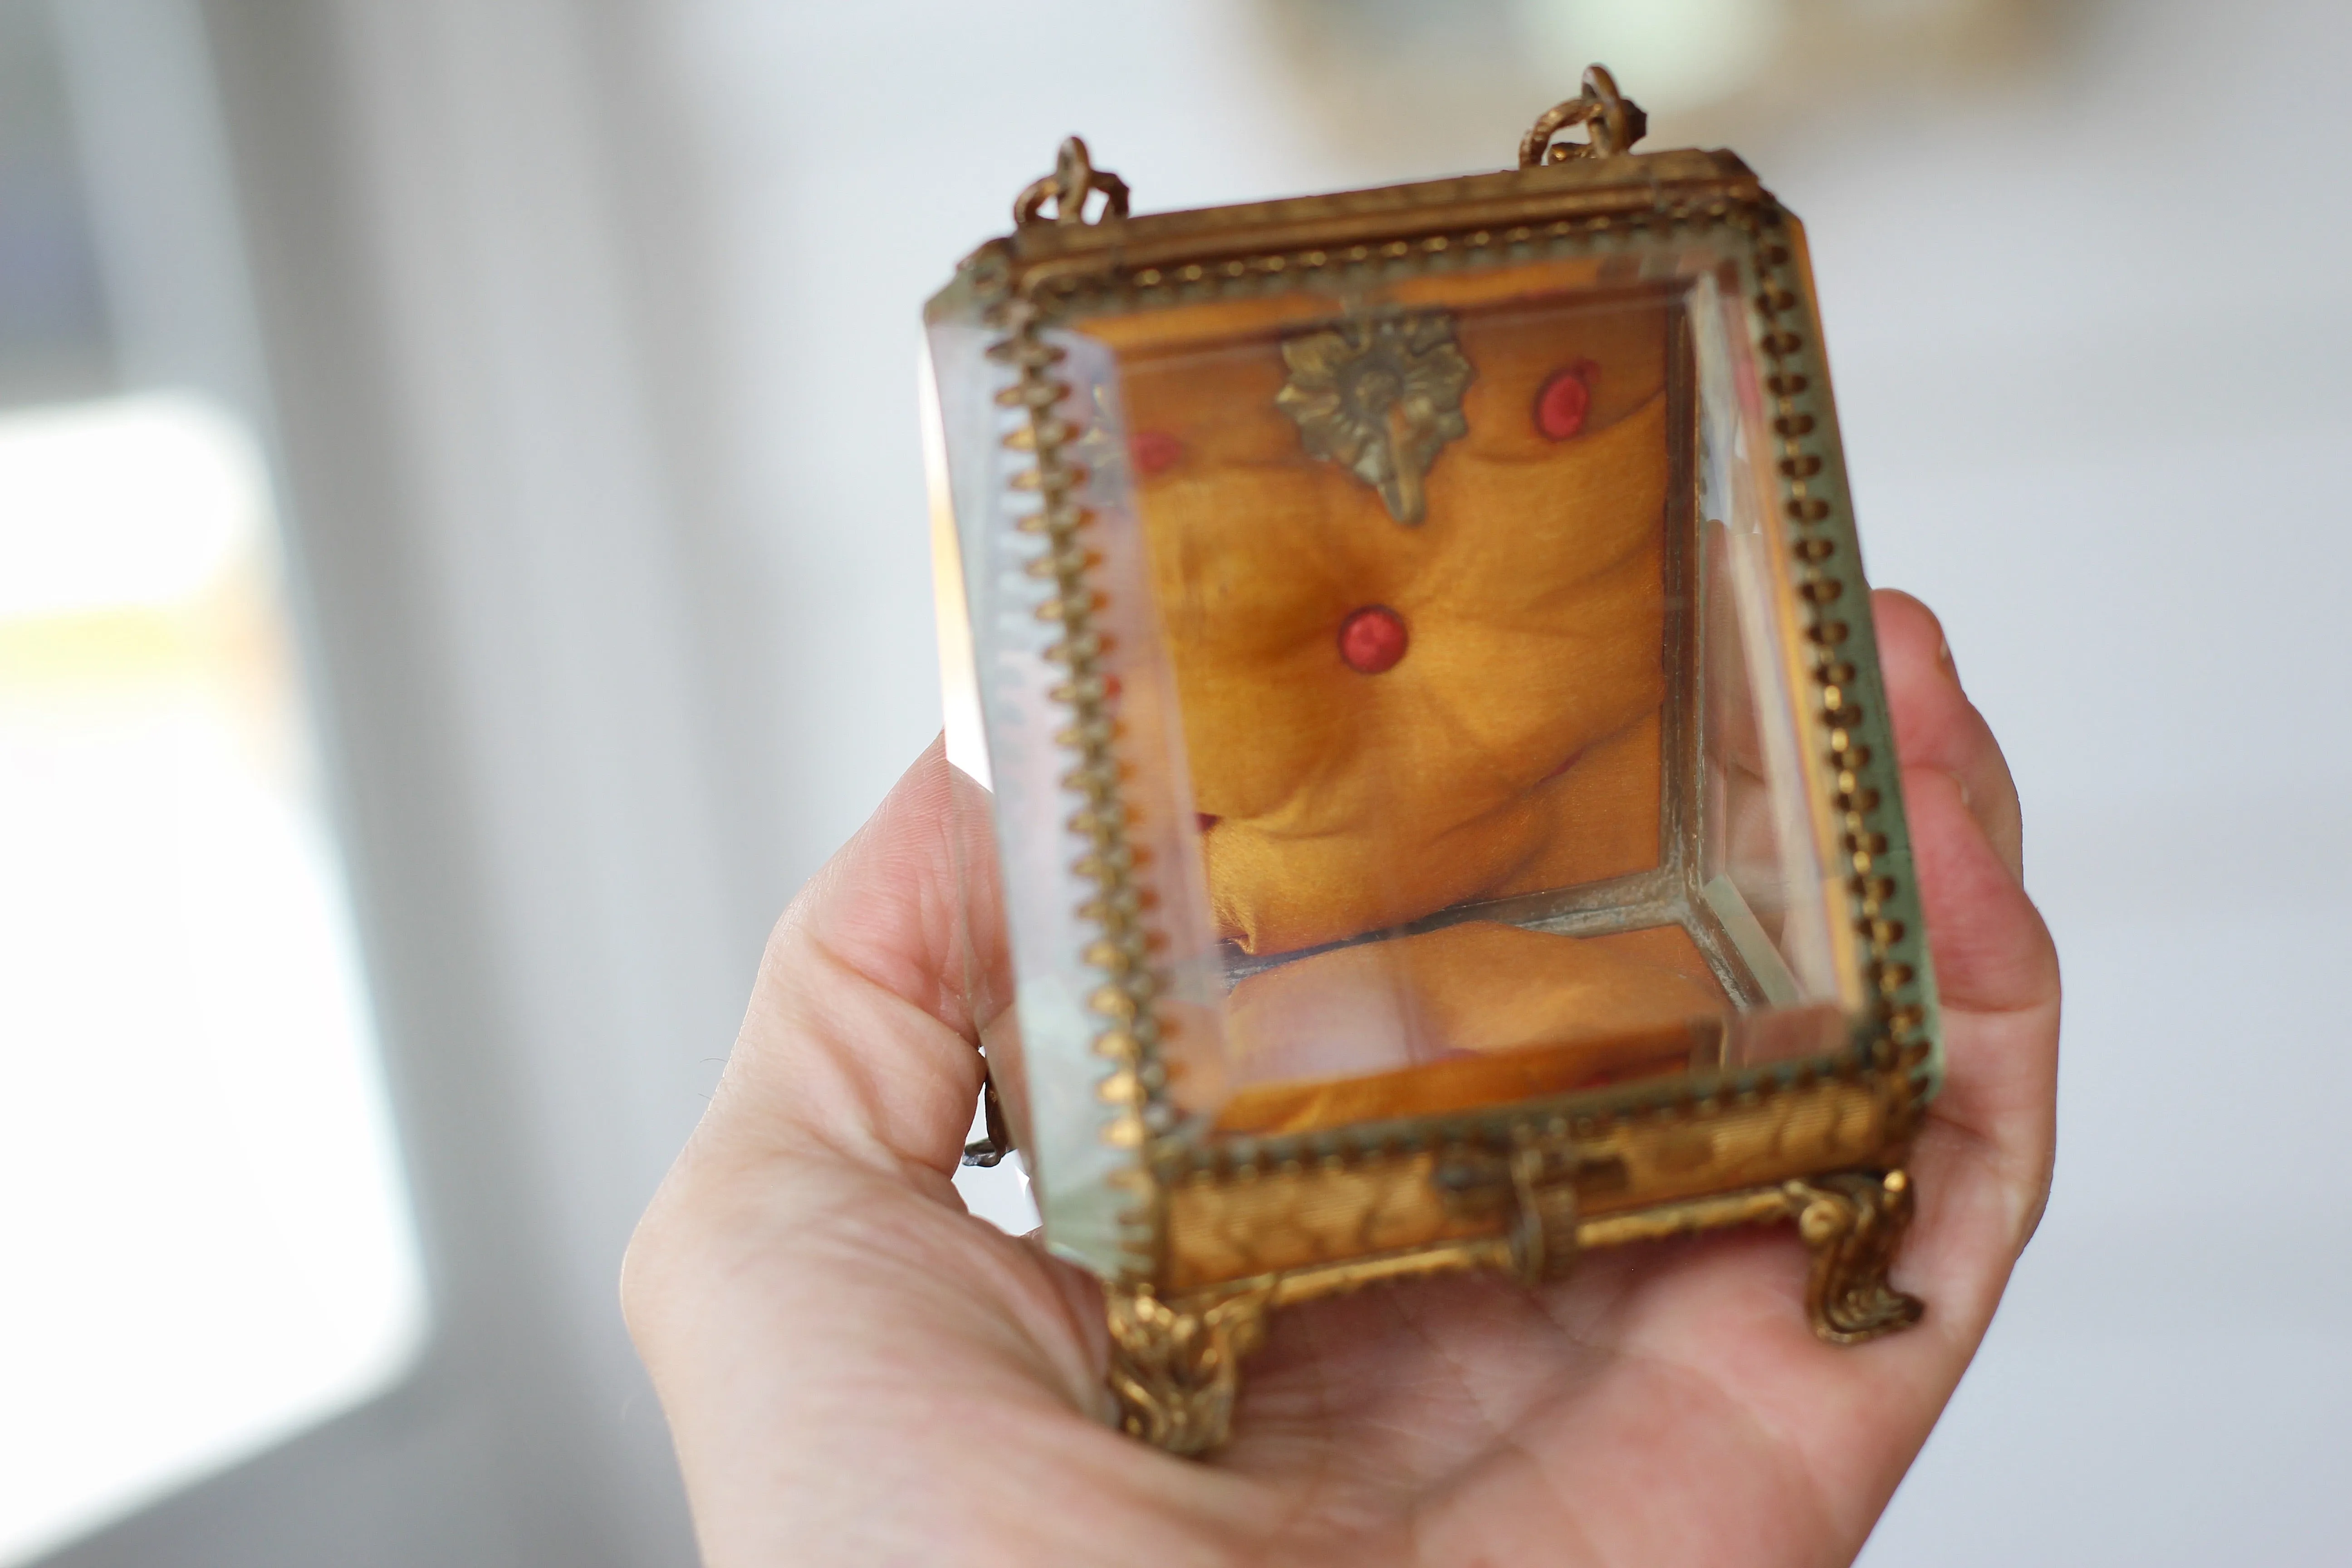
<box><xmin>1112</xmin><ymin>283</ymin><xmax>1737</xmax><ymax>1123</ymax></box>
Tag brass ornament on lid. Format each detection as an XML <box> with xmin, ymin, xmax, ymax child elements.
<box><xmin>1275</xmin><ymin>311</ymin><xmax>1473</xmax><ymax>524</ymax></box>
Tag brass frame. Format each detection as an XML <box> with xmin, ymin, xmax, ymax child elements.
<box><xmin>930</xmin><ymin>69</ymin><xmax>1939</xmax><ymax>1455</ymax></box>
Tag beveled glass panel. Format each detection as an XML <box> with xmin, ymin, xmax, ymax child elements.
<box><xmin>1065</xmin><ymin>260</ymin><xmax>1852</xmax><ymax>1134</ymax></box>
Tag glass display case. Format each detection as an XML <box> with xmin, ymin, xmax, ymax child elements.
<box><xmin>925</xmin><ymin>69</ymin><xmax>1939</xmax><ymax>1455</ymax></box>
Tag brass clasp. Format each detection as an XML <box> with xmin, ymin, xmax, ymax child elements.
<box><xmin>1433</xmin><ymin>1137</ymin><xmax>1597</xmax><ymax>1284</ymax></box>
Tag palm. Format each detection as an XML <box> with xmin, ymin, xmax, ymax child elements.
<box><xmin>627</xmin><ymin>591</ymin><xmax>2057</xmax><ymax>1568</ymax></box>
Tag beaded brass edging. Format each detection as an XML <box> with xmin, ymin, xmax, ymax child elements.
<box><xmin>1147</xmin><ymin>1047</ymin><xmax>1890</xmax><ymax>1188</ymax></box>
<box><xmin>983</xmin><ymin>199</ymin><xmax>1939</xmax><ymax>1173</ymax></box>
<box><xmin>980</xmin><ymin>291</ymin><xmax>1166</xmax><ymax>1278</ymax></box>
<box><xmin>955</xmin><ymin>151</ymin><xmax>1940</xmax><ymax>1285</ymax></box>
<box><xmin>1739</xmin><ymin>205</ymin><xmax>1940</xmax><ymax>1108</ymax></box>
<box><xmin>1014</xmin><ymin>197</ymin><xmax>1761</xmax><ymax>321</ymax></box>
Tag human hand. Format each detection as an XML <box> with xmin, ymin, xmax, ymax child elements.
<box><xmin>622</xmin><ymin>587</ymin><xmax>2058</xmax><ymax>1566</ymax></box>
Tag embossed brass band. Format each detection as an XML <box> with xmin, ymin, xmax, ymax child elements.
<box><xmin>1109</xmin><ymin>1159</ymin><xmax>1923</xmax><ymax>1453</ymax></box>
<box><xmin>1165</xmin><ymin>1072</ymin><xmax>1900</xmax><ymax>1292</ymax></box>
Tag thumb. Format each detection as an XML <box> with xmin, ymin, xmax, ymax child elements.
<box><xmin>697</xmin><ymin>737</ymin><xmax>1010</xmax><ymax>1181</ymax></box>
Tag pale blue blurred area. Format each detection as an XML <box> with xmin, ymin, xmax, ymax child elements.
<box><xmin>6</xmin><ymin>0</ymin><xmax>2346</xmax><ymax>1561</ymax></box>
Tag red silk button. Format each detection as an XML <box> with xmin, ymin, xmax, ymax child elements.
<box><xmin>1131</xmin><ymin>429</ymin><xmax>1184</xmax><ymax>476</ymax></box>
<box><xmin>1338</xmin><ymin>605</ymin><xmax>1409</xmax><ymax>674</ymax></box>
<box><xmin>1534</xmin><ymin>365</ymin><xmax>1593</xmax><ymax>441</ymax></box>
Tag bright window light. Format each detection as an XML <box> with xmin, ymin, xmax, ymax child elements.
<box><xmin>0</xmin><ymin>393</ymin><xmax>425</xmax><ymax>1564</ymax></box>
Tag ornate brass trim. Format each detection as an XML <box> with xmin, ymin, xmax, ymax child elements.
<box><xmin>1160</xmin><ymin>1069</ymin><xmax>1898</xmax><ymax>1292</ymax></box>
<box><xmin>983</xmin><ymin>148</ymin><xmax>1762</xmax><ymax>287</ymax></box>
<box><xmin>1110</xmin><ymin>1164</ymin><xmax>1920</xmax><ymax>1454</ymax></box>
<box><xmin>1106</xmin><ymin>1286</ymin><xmax>1273</xmax><ymax>1457</ymax></box>
<box><xmin>1786</xmin><ymin>1170</ymin><xmax>1924</xmax><ymax>1343</ymax></box>
<box><xmin>946</xmin><ymin>81</ymin><xmax>1943</xmax><ymax>1443</ymax></box>
<box><xmin>978</xmin><ymin>232</ymin><xmax>1167</xmax><ymax>1277</ymax></box>
<box><xmin>1740</xmin><ymin>212</ymin><xmax>1940</xmax><ymax>1095</ymax></box>
<box><xmin>1274</xmin><ymin>309</ymin><xmax>1473</xmax><ymax>524</ymax></box>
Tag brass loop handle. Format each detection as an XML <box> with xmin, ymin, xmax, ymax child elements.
<box><xmin>1014</xmin><ymin>136</ymin><xmax>1132</xmax><ymax>228</ymax></box>
<box><xmin>1519</xmin><ymin>64</ymin><xmax>1649</xmax><ymax>167</ymax></box>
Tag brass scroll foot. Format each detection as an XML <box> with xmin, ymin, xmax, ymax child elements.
<box><xmin>1105</xmin><ymin>1288</ymin><xmax>1271</xmax><ymax>1456</ymax></box>
<box><xmin>1783</xmin><ymin>1169</ymin><xmax>1924</xmax><ymax>1344</ymax></box>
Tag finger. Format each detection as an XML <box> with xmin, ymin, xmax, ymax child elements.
<box><xmin>699</xmin><ymin>737</ymin><xmax>1011</xmax><ymax>1180</ymax></box>
<box><xmin>1905</xmin><ymin>763</ymin><xmax>2060</xmax><ymax>1259</ymax></box>
<box><xmin>1906</xmin><ymin>767</ymin><xmax>2057</xmax><ymax>1022</ymax></box>
<box><xmin>1874</xmin><ymin>588</ymin><xmax>2023</xmax><ymax>880</ymax></box>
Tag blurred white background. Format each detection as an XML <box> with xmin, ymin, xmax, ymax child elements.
<box><xmin>2</xmin><ymin>0</ymin><xmax>2347</xmax><ymax>1563</ymax></box>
